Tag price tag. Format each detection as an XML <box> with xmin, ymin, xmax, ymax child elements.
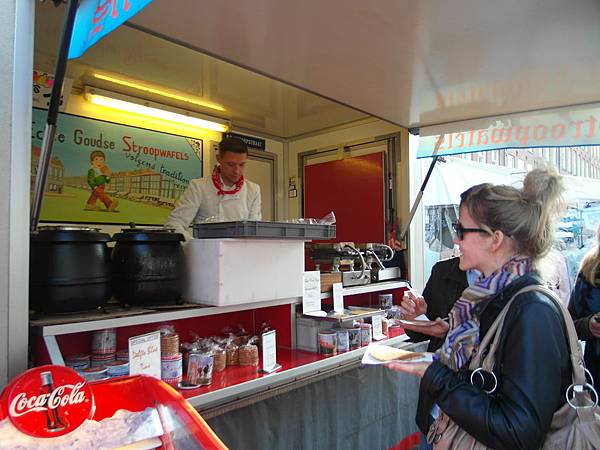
<box><xmin>302</xmin><ymin>271</ymin><xmax>322</xmax><ymax>314</ymax></box>
<box><xmin>261</xmin><ymin>330</ymin><xmax>281</xmax><ymax>374</ymax></box>
<box><xmin>372</xmin><ymin>315</ymin><xmax>386</xmax><ymax>340</ymax></box>
<box><xmin>128</xmin><ymin>331</ymin><xmax>161</xmax><ymax>379</ymax></box>
<box><xmin>333</xmin><ymin>282</ymin><xmax>344</xmax><ymax>313</ymax></box>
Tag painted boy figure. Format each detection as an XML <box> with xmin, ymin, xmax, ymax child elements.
<box><xmin>86</xmin><ymin>150</ymin><xmax>118</xmax><ymax>211</ymax></box>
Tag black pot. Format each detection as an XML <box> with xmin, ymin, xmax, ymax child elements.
<box><xmin>30</xmin><ymin>226</ymin><xmax>112</xmax><ymax>313</ymax></box>
<box><xmin>111</xmin><ymin>227</ymin><xmax>185</xmax><ymax>306</ymax></box>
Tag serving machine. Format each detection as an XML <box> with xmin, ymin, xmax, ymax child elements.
<box><xmin>307</xmin><ymin>242</ymin><xmax>401</xmax><ymax>288</ymax></box>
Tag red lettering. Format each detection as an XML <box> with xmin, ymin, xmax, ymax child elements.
<box><xmin>533</xmin><ymin>125</ymin><xmax>548</xmax><ymax>141</ymax></box>
<box><xmin>514</xmin><ymin>126</ymin><xmax>531</xmax><ymax>146</ymax></box>
<box><xmin>570</xmin><ymin>120</ymin><xmax>584</xmax><ymax>138</ymax></box>
<box><xmin>491</xmin><ymin>127</ymin><xmax>512</xmax><ymax>144</ymax></box>
<box><xmin>551</xmin><ymin>124</ymin><xmax>566</xmax><ymax>140</ymax></box>
<box><xmin>477</xmin><ymin>130</ymin><xmax>489</xmax><ymax>146</ymax></box>
<box><xmin>122</xmin><ymin>136</ymin><xmax>132</xmax><ymax>151</ymax></box>
<box><xmin>447</xmin><ymin>133</ymin><xmax>453</xmax><ymax>150</ymax></box>
<box><xmin>456</xmin><ymin>132</ymin><xmax>465</xmax><ymax>148</ymax></box>
<box><xmin>433</xmin><ymin>135</ymin><xmax>445</xmax><ymax>151</ymax></box>
<box><xmin>587</xmin><ymin>116</ymin><xmax>597</xmax><ymax>138</ymax></box>
<box><xmin>468</xmin><ymin>129</ymin><xmax>475</xmax><ymax>146</ymax></box>
<box><xmin>89</xmin><ymin>0</ymin><xmax>131</xmax><ymax>38</ymax></box>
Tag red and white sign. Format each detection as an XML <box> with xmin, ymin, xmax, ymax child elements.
<box><xmin>4</xmin><ymin>365</ymin><xmax>94</xmax><ymax>438</ymax></box>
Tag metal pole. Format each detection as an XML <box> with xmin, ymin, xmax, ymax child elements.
<box><xmin>399</xmin><ymin>136</ymin><xmax>444</xmax><ymax>242</ymax></box>
<box><xmin>30</xmin><ymin>0</ymin><xmax>79</xmax><ymax>232</ymax></box>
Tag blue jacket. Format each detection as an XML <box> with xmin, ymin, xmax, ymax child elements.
<box><xmin>568</xmin><ymin>274</ymin><xmax>600</xmax><ymax>388</ymax></box>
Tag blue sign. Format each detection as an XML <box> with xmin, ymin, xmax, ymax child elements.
<box><xmin>68</xmin><ymin>0</ymin><xmax>154</xmax><ymax>59</ymax></box>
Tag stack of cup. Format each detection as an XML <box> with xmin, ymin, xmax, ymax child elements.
<box><xmin>65</xmin><ymin>354</ymin><xmax>90</xmax><ymax>372</ymax></box>
<box><xmin>161</xmin><ymin>332</ymin><xmax>182</xmax><ymax>386</ymax></box>
<box><xmin>91</xmin><ymin>328</ymin><xmax>116</xmax><ymax>368</ymax></box>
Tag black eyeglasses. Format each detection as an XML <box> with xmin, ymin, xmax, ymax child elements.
<box><xmin>452</xmin><ymin>222</ymin><xmax>489</xmax><ymax>240</ymax></box>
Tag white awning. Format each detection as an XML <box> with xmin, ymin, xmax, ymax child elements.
<box><xmin>418</xmin><ymin>103</ymin><xmax>600</xmax><ymax>158</ymax></box>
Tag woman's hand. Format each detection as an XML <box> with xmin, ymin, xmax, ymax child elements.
<box><xmin>400</xmin><ymin>318</ymin><xmax>450</xmax><ymax>339</ymax></box>
<box><xmin>386</xmin><ymin>360</ymin><xmax>432</xmax><ymax>378</ymax></box>
<box><xmin>589</xmin><ymin>314</ymin><xmax>600</xmax><ymax>338</ymax></box>
<box><xmin>399</xmin><ymin>289</ymin><xmax>428</xmax><ymax>320</ymax></box>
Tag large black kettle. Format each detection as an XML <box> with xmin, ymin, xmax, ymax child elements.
<box><xmin>111</xmin><ymin>226</ymin><xmax>185</xmax><ymax>306</ymax></box>
<box><xmin>30</xmin><ymin>226</ymin><xmax>112</xmax><ymax>313</ymax></box>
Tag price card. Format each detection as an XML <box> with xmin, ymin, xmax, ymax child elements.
<box><xmin>372</xmin><ymin>315</ymin><xmax>386</xmax><ymax>340</ymax></box>
<box><xmin>261</xmin><ymin>330</ymin><xmax>281</xmax><ymax>374</ymax></box>
<box><xmin>302</xmin><ymin>271</ymin><xmax>322</xmax><ymax>314</ymax></box>
<box><xmin>333</xmin><ymin>282</ymin><xmax>344</xmax><ymax>313</ymax></box>
<box><xmin>128</xmin><ymin>331</ymin><xmax>161</xmax><ymax>379</ymax></box>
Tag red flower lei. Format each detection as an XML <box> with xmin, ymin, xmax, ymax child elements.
<box><xmin>211</xmin><ymin>165</ymin><xmax>244</xmax><ymax>196</ymax></box>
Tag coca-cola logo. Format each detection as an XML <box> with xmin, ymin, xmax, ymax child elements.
<box><xmin>5</xmin><ymin>366</ymin><xmax>94</xmax><ymax>438</ymax></box>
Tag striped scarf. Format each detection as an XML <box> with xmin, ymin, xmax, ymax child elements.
<box><xmin>436</xmin><ymin>255</ymin><xmax>532</xmax><ymax>370</ymax></box>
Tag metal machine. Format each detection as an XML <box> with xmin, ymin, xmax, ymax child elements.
<box><xmin>307</xmin><ymin>242</ymin><xmax>401</xmax><ymax>287</ymax></box>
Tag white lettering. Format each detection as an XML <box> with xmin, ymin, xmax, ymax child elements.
<box><xmin>8</xmin><ymin>382</ymin><xmax>87</xmax><ymax>418</ymax></box>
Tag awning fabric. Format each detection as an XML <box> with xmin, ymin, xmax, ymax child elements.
<box><xmin>417</xmin><ymin>103</ymin><xmax>600</xmax><ymax>158</ymax></box>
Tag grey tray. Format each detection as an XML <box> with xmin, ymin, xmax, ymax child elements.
<box><xmin>192</xmin><ymin>220</ymin><xmax>336</xmax><ymax>239</ymax></box>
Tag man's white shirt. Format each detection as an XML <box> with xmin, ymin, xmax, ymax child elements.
<box><xmin>165</xmin><ymin>177</ymin><xmax>261</xmax><ymax>240</ymax></box>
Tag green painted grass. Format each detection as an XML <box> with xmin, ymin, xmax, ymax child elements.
<box><xmin>40</xmin><ymin>186</ymin><xmax>172</xmax><ymax>225</ymax></box>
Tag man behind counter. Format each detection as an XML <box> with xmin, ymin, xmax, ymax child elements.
<box><xmin>165</xmin><ymin>136</ymin><xmax>262</xmax><ymax>240</ymax></box>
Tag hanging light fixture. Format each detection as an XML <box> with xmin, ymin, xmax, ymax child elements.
<box><xmin>90</xmin><ymin>73</ymin><xmax>226</xmax><ymax>112</ymax></box>
<box><xmin>84</xmin><ymin>87</ymin><xmax>229</xmax><ymax>132</ymax></box>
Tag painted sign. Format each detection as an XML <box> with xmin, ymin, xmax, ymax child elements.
<box><xmin>31</xmin><ymin>108</ymin><xmax>202</xmax><ymax>225</ymax></box>
<box><xmin>68</xmin><ymin>0</ymin><xmax>154</xmax><ymax>59</ymax></box>
<box><xmin>33</xmin><ymin>70</ymin><xmax>72</xmax><ymax>111</ymax></box>
<box><xmin>417</xmin><ymin>103</ymin><xmax>600</xmax><ymax>158</ymax></box>
<box><xmin>4</xmin><ymin>366</ymin><xmax>94</xmax><ymax>438</ymax></box>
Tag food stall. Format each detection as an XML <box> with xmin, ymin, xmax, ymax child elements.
<box><xmin>3</xmin><ymin>0</ymin><xmax>600</xmax><ymax>448</ymax></box>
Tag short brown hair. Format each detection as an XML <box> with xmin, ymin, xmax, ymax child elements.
<box><xmin>90</xmin><ymin>150</ymin><xmax>105</xmax><ymax>162</ymax></box>
<box><xmin>219</xmin><ymin>136</ymin><xmax>248</xmax><ymax>155</ymax></box>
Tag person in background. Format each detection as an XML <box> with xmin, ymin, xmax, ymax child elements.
<box><xmin>165</xmin><ymin>137</ymin><xmax>261</xmax><ymax>240</ymax></box>
<box><xmin>400</xmin><ymin>257</ymin><xmax>469</xmax><ymax>352</ymax></box>
<box><xmin>568</xmin><ymin>223</ymin><xmax>600</xmax><ymax>387</ymax></box>
<box><xmin>539</xmin><ymin>244</ymin><xmax>572</xmax><ymax>306</ymax></box>
<box><xmin>387</xmin><ymin>167</ymin><xmax>571</xmax><ymax>449</ymax></box>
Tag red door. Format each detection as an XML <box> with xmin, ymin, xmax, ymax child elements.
<box><xmin>304</xmin><ymin>152</ymin><xmax>385</xmax><ymax>243</ymax></box>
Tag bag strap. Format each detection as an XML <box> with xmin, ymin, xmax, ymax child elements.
<box><xmin>468</xmin><ymin>284</ymin><xmax>587</xmax><ymax>387</ymax></box>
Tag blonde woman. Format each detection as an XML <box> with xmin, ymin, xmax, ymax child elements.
<box><xmin>388</xmin><ymin>168</ymin><xmax>571</xmax><ymax>449</ymax></box>
<box><xmin>568</xmin><ymin>224</ymin><xmax>600</xmax><ymax>387</ymax></box>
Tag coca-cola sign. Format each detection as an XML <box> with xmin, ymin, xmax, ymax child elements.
<box><xmin>5</xmin><ymin>365</ymin><xmax>94</xmax><ymax>438</ymax></box>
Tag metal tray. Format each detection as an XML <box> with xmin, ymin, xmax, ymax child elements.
<box><xmin>300</xmin><ymin>306</ymin><xmax>385</xmax><ymax>323</ymax></box>
<box><xmin>192</xmin><ymin>220</ymin><xmax>336</xmax><ymax>240</ymax></box>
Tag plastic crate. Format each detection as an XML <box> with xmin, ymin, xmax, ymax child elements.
<box><xmin>192</xmin><ymin>220</ymin><xmax>336</xmax><ymax>240</ymax></box>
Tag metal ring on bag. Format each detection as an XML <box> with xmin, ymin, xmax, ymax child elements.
<box><xmin>584</xmin><ymin>368</ymin><xmax>595</xmax><ymax>387</ymax></box>
<box><xmin>565</xmin><ymin>383</ymin><xmax>599</xmax><ymax>409</ymax></box>
<box><xmin>470</xmin><ymin>367</ymin><xmax>498</xmax><ymax>394</ymax></box>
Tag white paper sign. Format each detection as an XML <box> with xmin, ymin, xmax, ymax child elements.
<box><xmin>333</xmin><ymin>282</ymin><xmax>344</xmax><ymax>313</ymax></box>
<box><xmin>261</xmin><ymin>330</ymin><xmax>281</xmax><ymax>373</ymax></box>
<box><xmin>128</xmin><ymin>331</ymin><xmax>161</xmax><ymax>379</ymax></box>
<box><xmin>372</xmin><ymin>315</ymin><xmax>386</xmax><ymax>340</ymax></box>
<box><xmin>302</xmin><ymin>271</ymin><xmax>322</xmax><ymax>314</ymax></box>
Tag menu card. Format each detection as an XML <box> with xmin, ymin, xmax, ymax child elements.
<box><xmin>261</xmin><ymin>330</ymin><xmax>281</xmax><ymax>374</ymax></box>
<box><xmin>128</xmin><ymin>331</ymin><xmax>161</xmax><ymax>379</ymax></box>
<box><xmin>303</xmin><ymin>271</ymin><xmax>325</xmax><ymax>316</ymax></box>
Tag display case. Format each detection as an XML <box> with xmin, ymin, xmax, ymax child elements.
<box><xmin>29</xmin><ymin>280</ymin><xmax>409</xmax><ymax>412</ymax></box>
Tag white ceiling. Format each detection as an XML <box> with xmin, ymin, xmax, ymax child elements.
<box><xmin>129</xmin><ymin>0</ymin><xmax>600</xmax><ymax>129</ymax></box>
<box><xmin>35</xmin><ymin>2</ymin><xmax>367</xmax><ymax>139</ymax></box>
